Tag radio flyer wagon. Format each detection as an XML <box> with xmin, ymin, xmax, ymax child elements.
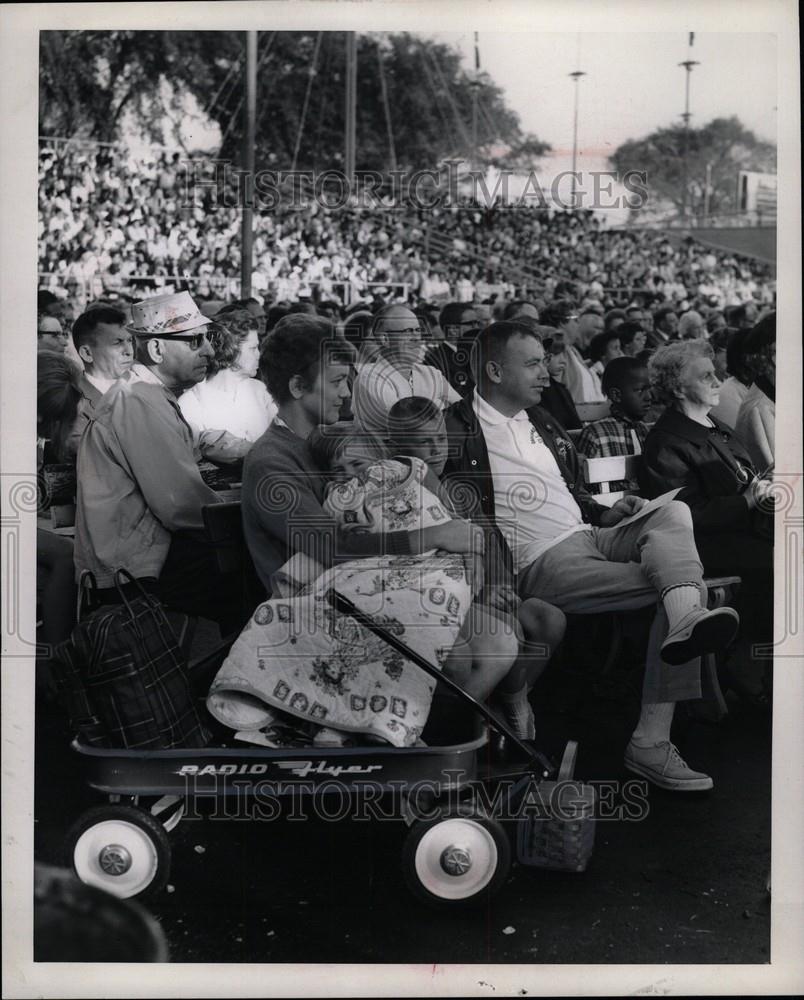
<box><xmin>66</xmin><ymin>590</ymin><xmax>596</xmax><ymax>907</ymax></box>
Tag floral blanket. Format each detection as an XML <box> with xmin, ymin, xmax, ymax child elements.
<box><xmin>207</xmin><ymin>458</ymin><xmax>471</xmax><ymax>747</ymax></box>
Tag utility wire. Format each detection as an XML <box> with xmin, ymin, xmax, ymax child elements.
<box><xmin>219</xmin><ymin>32</ymin><xmax>276</xmax><ymax>148</ymax></box>
<box><xmin>290</xmin><ymin>31</ymin><xmax>323</xmax><ymax>172</ymax></box>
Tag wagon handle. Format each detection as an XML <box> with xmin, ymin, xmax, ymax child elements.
<box><xmin>325</xmin><ymin>588</ymin><xmax>552</xmax><ymax>774</ymax></box>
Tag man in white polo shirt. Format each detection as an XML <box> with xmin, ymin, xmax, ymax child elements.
<box><xmin>444</xmin><ymin>320</ymin><xmax>740</xmax><ymax>791</ymax></box>
<box><xmin>351</xmin><ymin>304</ymin><xmax>460</xmax><ymax>438</ymax></box>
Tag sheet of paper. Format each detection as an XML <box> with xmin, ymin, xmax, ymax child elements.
<box><xmin>605</xmin><ymin>487</ymin><xmax>683</xmax><ymax>530</ymax></box>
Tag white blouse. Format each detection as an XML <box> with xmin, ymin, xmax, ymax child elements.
<box><xmin>178</xmin><ymin>369</ymin><xmax>277</xmax><ymax>443</ymax></box>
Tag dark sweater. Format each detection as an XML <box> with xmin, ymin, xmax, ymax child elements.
<box><xmin>242</xmin><ymin>422</ymin><xmax>411</xmax><ymax>592</ymax></box>
<box><xmin>537</xmin><ymin>379</ymin><xmax>582</xmax><ymax>431</ymax></box>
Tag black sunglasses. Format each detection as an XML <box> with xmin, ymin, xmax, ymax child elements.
<box><xmin>164</xmin><ymin>332</ymin><xmax>208</xmax><ymax>350</ymax></box>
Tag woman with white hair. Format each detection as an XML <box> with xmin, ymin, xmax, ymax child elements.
<box><xmin>640</xmin><ymin>339</ymin><xmax>773</xmax><ymax>703</ymax></box>
<box><xmin>677</xmin><ymin>309</ymin><xmax>705</xmax><ymax>340</ymax></box>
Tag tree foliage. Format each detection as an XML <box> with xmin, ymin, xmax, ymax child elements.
<box><xmin>609</xmin><ymin>116</ymin><xmax>776</xmax><ymax>219</ymax></box>
<box><xmin>39</xmin><ymin>30</ymin><xmax>549</xmax><ymax>172</ymax></box>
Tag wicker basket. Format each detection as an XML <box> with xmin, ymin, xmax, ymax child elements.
<box><xmin>514</xmin><ymin>740</ymin><xmax>596</xmax><ymax>872</ymax></box>
<box><xmin>516</xmin><ymin>782</ymin><xmax>596</xmax><ymax>871</ymax></box>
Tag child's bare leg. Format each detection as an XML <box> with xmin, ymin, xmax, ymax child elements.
<box><xmin>518</xmin><ymin>598</ymin><xmax>566</xmax><ymax>688</ymax></box>
<box><xmin>443</xmin><ymin>604</ymin><xmax>519</xmax><ymax>702</ymax></box>
<box><xmin>492</xmin><ymin>599</ymin><xmax>566</xmax><ymax>739</ymax></box>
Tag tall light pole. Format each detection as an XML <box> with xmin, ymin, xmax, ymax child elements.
<box><xmin>471</xmin><ymin>32</ymin><xmax>481</xmax><ymax>172</ymax></box>
<box><xmin>344</xmin><ymin>31</ymin><xmax>357</xmax><ymax>187</ymax></box>
<box><xmin>679</xmin><ymin>33</ymin><xmax>699</xmax><ymax>223</ymax></box>
<box><xmin>569</xmin><ymin>69</ymin><xmax>586</xmax><ymax>210</ymax></box>
<box><xmin>240</xmin><ymin>30</ymin><xmax>257</xmax><ymax>298</ymax></box>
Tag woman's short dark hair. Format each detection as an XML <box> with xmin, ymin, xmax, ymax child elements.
<box><xmin>616</xmin><ymin>320</ymin><xmax>645</xmax><ymax>348</ymax></box>
<box><xmin>588</xmin><ymin>329</ymin><xmax>622</xmax><ymax>364</ymax></box>
<box><xmin>206</xmin><ymin>312</ymin><xmax>259</xmax><ymax>376</ymax></box>
<box><xmin>260</xmin><ymin>315</ymin><xmax>353</xmax><ymax>405</ymax></box>
<box><xmin>340</xmin><ymin>311</ymin><xmax>374</xmax><ymax>348</ymax></box>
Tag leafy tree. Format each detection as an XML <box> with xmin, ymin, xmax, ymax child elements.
<box><xmin>39</xmin><ymin>30</ymin><xmax>549</xmax><ymax>173</ymax></box>
<box><xmin>609</xmin><ymin>116</ymin><xmax>776</xmax><ymax>219</ymax></box>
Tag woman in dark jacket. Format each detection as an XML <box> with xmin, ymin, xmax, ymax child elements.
<box><xmin>640</xmin><ymin>340</ymin><xmax>774</xmax><ymax>699</ymax></box>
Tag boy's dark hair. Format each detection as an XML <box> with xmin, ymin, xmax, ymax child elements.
<box><xmin>71</xmin><ymin>306</ymin><xmax>127</xmax><ymax>350</ymax></box>
<box><xmin>387</xmin><ymin>396</ymin><xmax>442</xmax><ymax>443</ymax></box>
<box><xmin>259</xmin><ymin>315</ymin><xmax>352</xmax><ymax>405</ymax></box>
<box><xmin>601</xmin><ymin>355</ymin><xmax>648</xmax><ymax>396</ymax></box>
<box><xmin>471</xmin><ymin>320</ymin><xmax>540</xmax><ymax>382</ymax></box>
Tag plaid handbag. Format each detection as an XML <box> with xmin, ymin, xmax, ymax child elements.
<box><xmin>53</xmin><ymin>570</ymin><xmax>211</xmax><ymax>750</ymax></box>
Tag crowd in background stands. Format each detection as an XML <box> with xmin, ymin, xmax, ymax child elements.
<box><xmin>39</xmin><ymin>142</ymin><xmax>775</xmax><ymax>313</ymax></box>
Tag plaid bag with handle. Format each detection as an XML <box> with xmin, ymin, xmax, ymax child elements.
<box><xmin>53</xmin><ymin>569</ymin><xmax>211</xmax><ymax>749</ymax></box>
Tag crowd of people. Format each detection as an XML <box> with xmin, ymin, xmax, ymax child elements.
<box><xmin>35</xmin><ymin>137</ymin><xmax>778</xmax><ymax>795</ymax></box>
<box><xmin>39</xmin><ymin>141</ymin><xmax>776</xmax><ymax>314</ymax></box>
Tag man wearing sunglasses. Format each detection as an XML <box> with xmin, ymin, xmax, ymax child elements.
<box><xmin>74</xmin><ymin>292</ymin><xmax>240</xmax><ymax>632</ymax></box>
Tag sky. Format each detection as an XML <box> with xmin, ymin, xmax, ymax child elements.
<box><xmin>435</xmin><ymin>31</ymin><xmax>777</xmax><ymax>165</ymax></box>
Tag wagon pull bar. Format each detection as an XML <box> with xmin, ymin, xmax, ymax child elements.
<box><xmin>325</xmin><ymin>588</ymin><xmax>552</xmax><ymax>773</ymax></box>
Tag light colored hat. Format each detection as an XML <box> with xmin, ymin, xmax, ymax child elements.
<box><xmin>128</xmin><ymin>291</ymin><xmax>211</xmax><ymax>337</ymax></box>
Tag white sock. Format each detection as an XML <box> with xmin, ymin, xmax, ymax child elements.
<box><xmin>631</xmin><ymin>701</ymin><xmax>675</xmax><ymax>746</ymax></box>
<box><xmin>661</xmin><ymin>584</ymin><xmax>702</xmax><ymax>631</ymax></box>
<box><xmin>495</xmin><ymin>686</ymin><xmax>535</xmax><ymax>740</ymax></box>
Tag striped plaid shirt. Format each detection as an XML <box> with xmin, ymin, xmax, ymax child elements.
<box><xmin>576</xmin><ymin>414</ymin><xmax>650</xmax><ymax>493</ymax></box>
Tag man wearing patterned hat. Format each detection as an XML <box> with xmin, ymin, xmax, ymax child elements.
<box><xmin>74</xmin><ymin>292</ymin><xmax>240</xmax><ymax>631</ymax></box>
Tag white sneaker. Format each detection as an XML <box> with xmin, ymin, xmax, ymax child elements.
<box><xmin>661</xmin><ymin>606</ymin><xmax>739</xmax><ymax>665</ymax></box>
<box><xmin>624</xmin><ymin>739</ymin><xmax>713</xmax><ymax>791</ymax></box>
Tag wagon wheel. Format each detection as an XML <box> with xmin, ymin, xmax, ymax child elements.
<box><xmin>402</xmin><ymin>808</ymin><xmax>511</xmax><ymax>907</ymax></box>
<box><xmin>66</xmin><ymin>805</ymin><xmax>171</xmax><ymax>900</ymax></box>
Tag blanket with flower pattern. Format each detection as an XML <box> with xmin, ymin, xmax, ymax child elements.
<box><xmin>207</xmin><ymin>458</ymin><xmax>471</xmax><ymax>747</ymax></box>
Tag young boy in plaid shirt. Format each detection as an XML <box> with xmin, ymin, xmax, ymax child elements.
<box><xmin>576</xmin><ymin>356</ymin><xmax>653</xmax><ymax>494</ymax></box>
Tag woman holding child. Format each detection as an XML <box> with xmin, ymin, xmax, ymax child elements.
<box><xmin>207</xmin><ymin>316</ymin><xmax>563</xmax><ymax>748</ymax></box>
